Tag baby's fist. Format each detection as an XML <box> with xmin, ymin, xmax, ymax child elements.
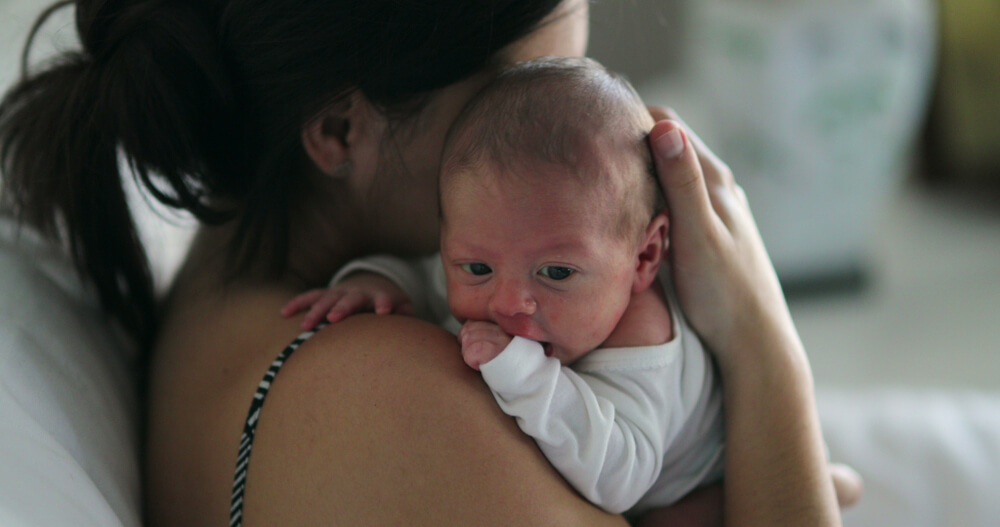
<box><xmin>458</xmin><ymin>321</ymin><xmax>512</xmax><ymax>370</ymax></box>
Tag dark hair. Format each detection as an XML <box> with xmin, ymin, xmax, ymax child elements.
<box><xmin>441</xmin><ymin>56</ymin><xmax>663</xmax><ymax>241</ymax></box>
<box><xmin>0</xmin><ymin>0</ymin><xmax>564</xmax><ymax>346</ymax></box>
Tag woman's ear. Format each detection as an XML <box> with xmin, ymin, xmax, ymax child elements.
<box><xmin>302</xmin><ymin>92</ymin><xmax>370</xmax><ymax>177</ymax></box>
<box><xmin>633</xmin><ymin>211</ymin><xmax>669</xmax><ymax>293</ymax></box>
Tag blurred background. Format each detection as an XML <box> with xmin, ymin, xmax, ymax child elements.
<box><xmin>1</xmin><ymin>0</ymin><xmax>998</xmax><ymax>525</ymax></box>
<box><xmin>585</xmin><ymin>0</ymin><xmax>1000</xmax><ymax>391</ymax></box>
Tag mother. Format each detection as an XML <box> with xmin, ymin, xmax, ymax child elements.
<box><xmin>0</xmin><ymin>0</ymin><xmax>841</xmax><ymax>525</ymax></box>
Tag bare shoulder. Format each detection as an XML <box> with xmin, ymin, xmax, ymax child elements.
<box><xmin>243</xmin><ymin>314</ymin><xmax>626</xmax><ymax>526</ymax></box>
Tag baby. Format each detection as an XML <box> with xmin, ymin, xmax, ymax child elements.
<box><xmin>285</xmin><ymin>57</ymin><xmax>721</xmax><ymax>516</ymax></box>
<box><xmin>284</xmin><ymin>57</ymin><xmax>856</xmax><ymax>517</ymax></box>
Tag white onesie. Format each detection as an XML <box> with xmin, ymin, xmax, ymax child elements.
<box><xmin>330</xmin><ymin>255</ymin><xmax>725</xmax><ymax>515</ymax></box>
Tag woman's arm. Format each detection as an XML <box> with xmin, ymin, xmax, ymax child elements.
<box><xmin>647</xmin><ymin>109</ymin><xmax>841</xmax><ymax>527</ymax></box>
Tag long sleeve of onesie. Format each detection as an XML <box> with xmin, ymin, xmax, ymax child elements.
<box><xmin>480</xmin><ymin>335</ymin><xmax>715</xmax><ymax>514</ymax></box>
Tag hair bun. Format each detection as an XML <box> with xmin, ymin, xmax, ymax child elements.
<box><xmin>77</xmin><ymin>0</ymin><xmax>152</xmax><ymax>61</ymax></box>
<box><xmin>75</xmin><ymin>0</ymin><xmax>240</xmax><ymax>214</ymax></box>
<box><xmin>76</xmin><ymin>1</ymin><xmax>204</xmax><ymax>62</ymax></box>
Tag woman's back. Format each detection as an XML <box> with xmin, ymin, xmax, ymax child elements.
<box><xmin>145</xmin><ymin>240</ymin><xmax>296</xmax><ymax>525</ymax></box>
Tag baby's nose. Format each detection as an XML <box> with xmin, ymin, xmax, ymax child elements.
<box><xmin>488</xmin><ymin>279</ymin><xmax>537</xmax><ymax>318</ymax></box>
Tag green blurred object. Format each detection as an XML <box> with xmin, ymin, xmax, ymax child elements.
<box><xmin>660</xmin><ymin>0</ymin><xmax>937</xmax><ymax>289</ymax></box>
<box><xmin>924</xmin><ymin>0</ymin><xmax>1000</xmax><ymax>185</ymax></box>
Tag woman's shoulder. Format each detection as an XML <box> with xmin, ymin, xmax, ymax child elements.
<box><xmin>148</xmin><ymin>304</ymin><xmax>626</xmax><ymax>526</ymax></box>
<box><xmin>294</xmin><ymin>314</ymin><xmax>467</xmax><ymax>374</ymax></box>
<box><xmin>252</xmin><ymin>314</ymin><xmax>487</xmax><ymax>415</ymax></box>
<box><xmin>227</xmin><ymin>315</ymin><xmax>627</xmax><ymax>525</ymax></box>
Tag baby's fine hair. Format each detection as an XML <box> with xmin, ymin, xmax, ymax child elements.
<box><xmin>441</xmin><ymin>56</ymin><xmax>664</xmax><ymax>241</ymax></box>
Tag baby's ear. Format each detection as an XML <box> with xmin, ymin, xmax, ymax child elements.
<box><xmin>633</xmin><ymin>211</ymin><xmax>669</xmax><ymax>293</ymax></box>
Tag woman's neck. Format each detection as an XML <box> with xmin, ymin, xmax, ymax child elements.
<box><xmin>285</xmin><ymin>204</ymin><xmax>365</xmax><ymax>288</ymax></box>
<box><xmin>182</xmin><ymin>201</ymin><xmax>363</xmax><ymax>293</ymax></box>
<box><xmin>179</xmin><ymin>166</ymin><xmax>442</xmax><ymax>293</ymax></box>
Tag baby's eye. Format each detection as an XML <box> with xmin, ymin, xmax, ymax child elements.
<box><xmin>539</xmin><ymin>266</ymin><xmax>574</xmax><ymax>281</ymax></box>
<box><xmin>461</xmin><ymin>263</ymin><xmax>492</xmax><ymax>276</ymax></box>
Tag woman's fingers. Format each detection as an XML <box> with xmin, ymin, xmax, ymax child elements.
<box><xmin>649</xmin><ymin>120</ymin><xmax>718</xmax><ymax>235</ymax></box>
<box><xmin>655</xmin><ymin>108</ymin><xmax>738</xmax><ymax>194</ymax></box>
<box><xmin>647</xmin><ymin>105</ymin><xmax>671</xmax><ymax>123</ymax></box>
<box><xmin>829</xmin><ymin>463</ymin><xmax>864</xmax><ymax>509</ymax></box>
<box><xmin>651</xmin><ymin>117</ymin><xmax>744</xmax><ymax>230</ymax></box>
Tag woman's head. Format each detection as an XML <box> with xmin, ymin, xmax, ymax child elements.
<box><xmin>0</xmin><ymin>0</ymin><xmax>588</xmax><ymax>344</ymax></box>
<box><xmin>299</xmin><ymin>1</ymin><xmax>589</xmax><ymax>258</ymax></box>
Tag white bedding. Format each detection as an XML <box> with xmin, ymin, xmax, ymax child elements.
<box><xmin>0</xmin><ymin>221</ymin><xmax>141</xmax><ymax>527</ymax></box>
<box><xmin>820</xmin><ymin>389</ymin><xmax>1000</xmax><ymax>527</ymax></box>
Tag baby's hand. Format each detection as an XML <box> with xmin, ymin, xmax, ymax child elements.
<box><xmin>458</xmin><ymin>321</ymin><xmax>513</xmax><ymax>370</ymax></box>
<box><xmin>281</xmin><ymin>273</ymin><xmax>413</xmax><ymax>330</ymax></box>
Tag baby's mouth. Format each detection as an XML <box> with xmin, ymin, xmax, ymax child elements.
<box><xmin>542</xmin><ymin>342</ymin><xmax>554</xmax><ymax>357</ymax></box>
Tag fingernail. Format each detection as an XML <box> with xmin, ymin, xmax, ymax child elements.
<box><xmin>654</xmin><ymin>128</ymin><xmax>684</xmax><ymax>159</ymax></box>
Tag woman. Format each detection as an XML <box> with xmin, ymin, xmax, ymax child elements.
<box><xmin>0</xmin><ymin>0</ymin><xmax>841</xmax><ymax>525</ymax></box>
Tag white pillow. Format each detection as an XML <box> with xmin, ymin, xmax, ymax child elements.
<box><xmin>820</xmin><ymin>388</ymin><xmax>1000</xmax><ymax>527</ymax></box>
<box><xmin>0</xmin><ymin>220</ymin><xmax>141</xmax><ymax>527</ymax></box>
<box><xmin>0</xmin><ymin>4</ymin><xmax>183</xmax><ymax>524</ymax></box>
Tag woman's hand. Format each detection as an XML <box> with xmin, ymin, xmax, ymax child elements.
<box><xmin>648</xmin><ymin>108</ymin><xmax>843</xmax><ymax>526</ymax></box>
<box><xmin>647</xmin><ymin>107</ymin><xmax>801</xmax><ymax>373</ymax></box>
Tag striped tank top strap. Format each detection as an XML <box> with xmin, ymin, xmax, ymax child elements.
<box><xmin>229</xmin><ymin>321</ymin><xmax>329</xmax><ymax>527</ymax></box>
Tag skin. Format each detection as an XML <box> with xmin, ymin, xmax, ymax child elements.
<box><xmin>648</xmin><ymin>112</ymin><xmax>844</xmax><ymax>526</ymax></box>
<box><xmin>440</xmin><ymin>163</ymin><xmax>669</xmax><ymax>368</ymax></box>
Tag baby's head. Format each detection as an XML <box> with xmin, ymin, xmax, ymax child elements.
<box><xmin>439</xmin><ymin>57</ymin><xmax>667</xmax><ymax>364</ymax></box>
<box><xmin>442</xmin><ymin>57</ymin><xmax>662</xmax><ymax>246</ymax></box>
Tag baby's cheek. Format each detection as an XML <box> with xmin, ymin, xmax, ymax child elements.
<box><xmin>448</xmin><ymin>289</ymin><xmax>490</xmax><ymax>323</ymax></box>
<box><xmin>587</xmin><ymin>310</ymin><xmax>619</xmax><ymax>343</ymax></box>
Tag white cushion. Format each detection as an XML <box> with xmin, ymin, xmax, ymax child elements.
<box><xmin>820</xmin><ymin>388</ymin><xmax>1000</xmax><ymax>527</ymax></box>
<box><xmin>0</xmin><ymin>220</ymin><xmax>141</xmax><ymax>527</ymax></box>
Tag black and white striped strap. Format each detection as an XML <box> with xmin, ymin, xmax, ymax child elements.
<box><xmin>230</xmin><ymin>322</ymin><xmax>328</xmax><ymax>527</ymax></box>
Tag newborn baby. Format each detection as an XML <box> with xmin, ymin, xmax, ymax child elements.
<box><xmin>285</xmin><ymin>56</ymin><xmax>859</xmax><ymax>519</ymax></box>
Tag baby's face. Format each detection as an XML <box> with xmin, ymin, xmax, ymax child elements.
<box><xmin>441</xmin><ymin>166</ymin><xmax>638</xmax><ymax>365</ymax></box>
